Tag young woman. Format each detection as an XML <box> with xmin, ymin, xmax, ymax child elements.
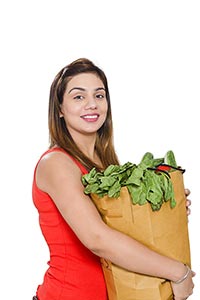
<box><xmin>32</xmin><ymin>58</ymin><xmax>195</xmax><ymax>300</ymax></box>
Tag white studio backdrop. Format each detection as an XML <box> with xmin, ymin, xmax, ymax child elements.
<box><xmin>0</xmin><ymin>0</ymin><xmax>199</xmax><ymax>299</ymax></box>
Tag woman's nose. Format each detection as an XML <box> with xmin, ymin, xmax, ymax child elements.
<box><xmin>85</xmin><ymin>96</ymin><xmax>97</xmax><ymax>109</ymax></box>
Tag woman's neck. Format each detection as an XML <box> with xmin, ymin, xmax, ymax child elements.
<box><xmin>72</xmin><ymin>133</ymin><xmax>97</xmax><ymax>160</ymax></box>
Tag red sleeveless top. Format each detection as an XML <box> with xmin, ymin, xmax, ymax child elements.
<box><xmin>32</xmin><ymin>148</ymin><xmax>107</xmax><ymax>300</ymax></box>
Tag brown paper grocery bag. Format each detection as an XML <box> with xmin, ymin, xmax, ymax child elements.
<box><xmin>91</xmin><ymin>170</ymin><xmax>191</xmax><ymax>300</ymax></box>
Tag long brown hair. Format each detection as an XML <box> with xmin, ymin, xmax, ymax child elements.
<box><xmin>48</xmin><ymin>58</ymin><xmax>119</xmax><ymax>171</ymax></box>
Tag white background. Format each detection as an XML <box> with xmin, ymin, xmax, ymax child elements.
<box><xmin>0</xmin><ymin>0</ymin><xmax>199</xmax><ymax>299</ymax></box>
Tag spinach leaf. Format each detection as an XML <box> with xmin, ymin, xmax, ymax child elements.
<box><xmin>82</xmin><ymin>150</ymin><xmax>180</xmax><ymax>211</ymax></box>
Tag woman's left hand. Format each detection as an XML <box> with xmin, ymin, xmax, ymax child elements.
<box><xmin>185</xmin><ymin>188</ymin><xmax>191</xmax><ymax>216</ymax></box>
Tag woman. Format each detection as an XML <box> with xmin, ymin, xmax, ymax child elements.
<box><xmin>32</xmin><ymin>58</ymin><xmax>195</xmax><ymax>300</ymax></box>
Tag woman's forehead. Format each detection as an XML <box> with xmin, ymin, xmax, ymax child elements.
<box><xmin>66</xmin><ymin>73</ymin><xmax>104</xmax><ymax>91</ymax></box>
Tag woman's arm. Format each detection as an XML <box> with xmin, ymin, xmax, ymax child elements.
<box><xmin>36</xmin><ymin>151</ymin><xmax>195</xmax><ymax>299</ymax></box>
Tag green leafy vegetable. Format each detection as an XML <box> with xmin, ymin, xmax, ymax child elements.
<box><xmin>82</xmin><ymin>150</ymin><xmax>182</xmax><ymax>211</ymax></box>
<box><xmin>164</xmin><ymin>150</ymin><xmax>178</xmax><ymax>167</ymax></box>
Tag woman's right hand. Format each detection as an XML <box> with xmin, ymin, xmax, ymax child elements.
<box><xmin>171</xmin><ymin>266</ymin><xmax>195</xmax><ymax>299</ymax></box>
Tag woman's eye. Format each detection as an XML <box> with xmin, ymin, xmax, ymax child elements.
<box><xmin>96</xmin><ymin>94</ymin><xmax>105</xmax><ymax>99</ymax></box>
<box><xmin>74</xmin><ymin>95</ymin><xmax>84</xmax><ymax>100</ymax></box>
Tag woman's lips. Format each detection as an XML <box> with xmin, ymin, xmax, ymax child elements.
<box><xmin>81</xmin><ymin>114</ymin><xmax>99</xmax><ymax>122</ymax></box>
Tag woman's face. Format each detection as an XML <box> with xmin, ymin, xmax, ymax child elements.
<box><xmin>60</xmin><ymin>72</ymin><xmax>108</xmax><ymax>139</ymax></box>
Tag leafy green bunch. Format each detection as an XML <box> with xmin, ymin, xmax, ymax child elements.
<box><xmin>82</xmin><ymin>150</ymin><xmax>181</xmax><ymax>211</ymax></box>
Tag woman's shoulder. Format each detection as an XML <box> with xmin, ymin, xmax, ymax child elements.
<box><xmin>38</xmin><ymin>147</ymin><xmax>79</xmax><ymax>172</ymax></box>
<box><xmin>35</xmin><ymin>147</ymin><xmax>82</xmax><ymax>193</ymax></box>
<box><xmin>40</xmin><ymin>146</ymin><xmax>88</xmax><ymax>174</ymax></box>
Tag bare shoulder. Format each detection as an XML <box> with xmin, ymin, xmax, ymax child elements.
<box><xmin>37</xmin><ymin>150</ymin><xmax>79</xmax><ymax>172</ymax></box>
<box><xmin>36</xmin><ymin>150</ymin><xmax>82</xmax><ymax>192</ymax></box>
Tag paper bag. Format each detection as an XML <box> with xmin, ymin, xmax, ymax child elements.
<box><xmin>91</xmin><ymin>170</ymin><xmax>191</xmax><ymax>300</ymax></box>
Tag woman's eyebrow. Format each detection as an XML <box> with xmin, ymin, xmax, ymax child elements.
<box><xmin>68</xmin><ymin>87</ymin><xmax>85</xmax><ymax>94</ymax></box>
<box><xmin>68</xmin><ymin>87</ymin><xmax>105</xmax><ymax>94</ymax></box>
<box><xmin>96</xmin><ymin>87</ymin><xmax>106</xmax><ymax>92</ymax></box>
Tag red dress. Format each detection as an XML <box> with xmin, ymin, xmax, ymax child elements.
<box><xmin>32</xmin><ymin>148</ymin><xmax>107</xmax><ymax>300</ymax></box>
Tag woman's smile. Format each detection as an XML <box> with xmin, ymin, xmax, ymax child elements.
<box><xmin>81</xmin><ymin>113</ymin><xmax>100</xmax><ymax>122</ymax></box>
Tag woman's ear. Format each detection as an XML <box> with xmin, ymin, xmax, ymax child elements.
<box><xmin>59</xmin><ymin>105</ymin><xmax>64</xmax><ymax>118</ymax></box>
